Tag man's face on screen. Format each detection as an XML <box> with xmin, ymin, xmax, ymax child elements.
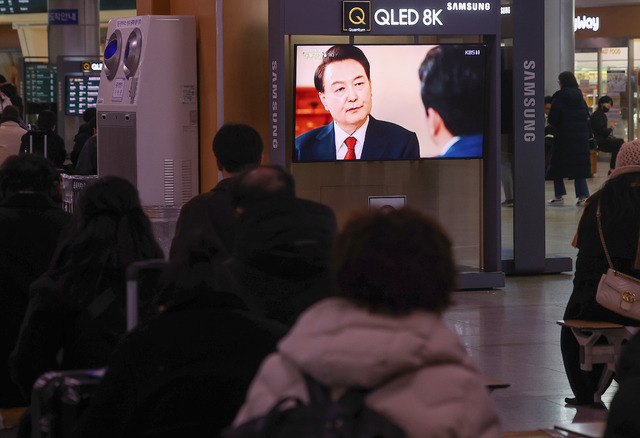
<box><xmin>319</xmin><ymin>59</ymin><xmax>372</xmax><ymax>134</ymax></box>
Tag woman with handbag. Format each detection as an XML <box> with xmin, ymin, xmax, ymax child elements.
<box><xmin>561</xmin><ymin>140</ymin><xmax>640</xmax><ymax>406</ymax></box>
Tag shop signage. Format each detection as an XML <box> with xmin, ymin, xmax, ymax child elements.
<box><xmin>574</xmin><ymin>15</ymin><xmax>600</xmax><ymax>32</ymax></box>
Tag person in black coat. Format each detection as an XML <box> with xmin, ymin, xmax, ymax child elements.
<box><xmin>19</xmin><ymin>110</ymin><xmax>67</xmax><ymax>168</ymax></box>
<box><xmin>591</xmin><ymin>95</ymin><xmax>623</xmax><ymax>173</ymax></box>
<box><xmin>71</xmin><ymin>108</ymin><xmax>96</xmax><ymax>168</ymax></box>
<box><xmin>603</xmin><ymin>330</ymin><xmax>640</xmax><ymax>438</ymax></box>
<box><xmin>169</xmin><ymin>123</ymin><xmax>263</xmax><ymax>261</ymax></box>
<box><xmin>216</xmin><ymin>165</ymin><xmax>338</xmax><ymax>326</ymax></box>
<box><xmin>0</xmin><ymin>155</ymin><xmax>71</xmax><ymax>408</ymax></box>
<box><xmin>9</xmin><ymin>176</ymin><xmax>164</xmax><ymax>401</ymax></box>
<box><xmin>546</xmin><ymin>71</ymin><xmax>592</xmax><ymax>207</ymax></box>
<box><xmin>561</xmin><ymin>140</ymin><xmax>640</xmax><ymax>406</ymax></box>
<box><xmin>73</xmin><ymin>243</ymin><xmax>286</xmax><ymax>438</ymax></box>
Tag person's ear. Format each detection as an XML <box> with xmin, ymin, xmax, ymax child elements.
<box><xmin>258</xmin><ymin>153</ymin><xmax>264</xmax><ymax>166</ymax></box>
<box><xmin>319</xmin><ymin>92</ymin><xmax>329</xmax><ymax>111</ymax></box>
<box><xmin>426</xmin><ymin>107</ymin><xmax>445</xmax><ymax>136</ymax></box>
<box><xmin>215</xmin><ymin>157</ymin><xmax>224</xmax><ymax>172</ymax></box>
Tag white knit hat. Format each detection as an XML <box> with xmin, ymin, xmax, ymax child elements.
<box><xmin>609</xmin><ymin>139</ymin><xmax>640</xmax><ymax>179</ymax></box>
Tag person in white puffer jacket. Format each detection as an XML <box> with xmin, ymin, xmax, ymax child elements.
<box><xmin>232</xmin><ymin>207</ymin><xmax>501</xmax><ymax>438</ymax></box>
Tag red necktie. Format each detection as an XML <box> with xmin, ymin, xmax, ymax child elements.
<box><xmin>344</xmin><ymin>137</ymin><xmax>356</xmax><ymax>160</ymax></box>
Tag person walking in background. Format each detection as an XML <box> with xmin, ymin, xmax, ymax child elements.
<box><xmin>19</xmin><ymin>110</ymin><xmax>67</xmax><ymax>168</ymax></box>
<box><xmin>0</xmin><ymin>105</ymin><xmax>27</xmax><ymax>164</ymax></box>
<box><xmin>591</xmin><ymin>95</ymin><xmax>624</xmax><ymax>174</ymax></box>
<box><xmin>561</xmin><ymin>140</ymin><xmax>640</xmax><ymax>407</ymax></box>
<box><xmin>546</xmin><ymin>71</ymin><xmax>592</xmax><ymax>207</ymax></box>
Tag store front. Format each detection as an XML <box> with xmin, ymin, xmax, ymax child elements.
<box><xmin>575</xmin><ymin>5</ymin><xmax>640</xmax><ymax>141</ymax></box>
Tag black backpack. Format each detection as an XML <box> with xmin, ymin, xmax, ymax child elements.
<box><xmin>223</xmin><ymin>374</ymin><xmax>406</xmax><ymax>438</ymax></box>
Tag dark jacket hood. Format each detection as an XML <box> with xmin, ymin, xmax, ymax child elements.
<box><xmin>233</xmin><ymin>196</ymin><xmax>337</xmax><ymax>277</ymax></box>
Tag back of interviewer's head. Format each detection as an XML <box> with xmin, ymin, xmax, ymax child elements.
<box><xmin>333</xmin><ymin>206</ymin><xmax>456</xmax><ymax>315</ymax></box>
<box><xmin>212</xmin><ymin>123</ymin><xmax>263</xmax><ymax>174</ymax></box>
<box><xmin>0</xmin><ymin>154</ymin><xmax>60</xmax><ymax>201</ymax></box>
<box><xmin>419</xmin><ymin>45</ymin><xmax>484</xmax><ymax>136</ymax></box>
<box><xmin>231</xmin><ymin>165</ymin><xmax>295</xmax><ymax>212</ymax></box>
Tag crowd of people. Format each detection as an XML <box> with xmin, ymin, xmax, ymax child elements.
<box><xmin>3</xmin><ymin>64</ymin><xmax>640</xmax><ymax>437</ymax></box>
<box><xmin>0</xmin><ymin>118</ymin><xmax>503</xmax><ymax>437</ymax></box>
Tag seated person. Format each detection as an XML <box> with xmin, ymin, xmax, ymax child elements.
<box><xmin>73</xmin><ymin>241</ymin><xmax>286</xmax><ymax>438</ymax></box>
<box><xmin>295</xmin><ymin>45</ymin><xmax>419</xmax><ymax>161</ymax></box>
<box><xmin>232</xmin><ymin>207</ymin><xmax>500</xmax><ymax>438</ymax></box>
<box><xmin>216</xmin><ymin>165</ymin><xmax>337</xmax><ymax>326</ymax></box>
<box><xmin>9</xmin><ymin>176</ymin><xmax>164</xmax><ymax>402</ymax></box>
<box><xmin>0</xmin><ymin>155</ymin><xmax>71</xmax><ymax>408</ymax></box>
<box><xmin>591</xmin><ymin>95</ymin><xmax>624</xmax><ymax>172</ymax></box>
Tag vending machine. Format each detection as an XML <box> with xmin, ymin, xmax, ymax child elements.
<box><xmin>96</xmin><ymin>15</ymin><xmax>198</xmax><ymax>207</ymax></box>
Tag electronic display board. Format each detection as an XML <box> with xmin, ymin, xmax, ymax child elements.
<box><xmin>65</xmin><ymin>75</ymin><xmax>100</xmax><ymax>115</ymax></box>
<box><xmin>0</xmin><ymin>0</ymin><xmax>46</xmax><ymax>14</ymax></box>
<box><xmin>24</xmin><ymin>62</ymin><xmax>56</xmax><ymax>104</ymax></box>
<box><xmin>0</xmin><ymin>0</ymin><xmax>135</xmax><ymax>14</ymax></box>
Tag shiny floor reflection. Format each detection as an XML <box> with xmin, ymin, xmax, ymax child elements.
<box><xmin>446</xmin><ymin>158</ymin><xmax>615</xmax><ymax>432</ymax></box>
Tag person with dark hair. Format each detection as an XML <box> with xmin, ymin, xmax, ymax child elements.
<box><xmin>216</xmin><ymin>165</ymin><xmax>337</xmax><ymax>326</ymax></box>
<box><xmin>9</xmin><ymin>176</ymin><xmax>164</xmax><ymax>403</ymax></box>
<box><xmin>71</xmin><ymin>107</ymin><xmax>97</xmax><ymax>167</ymax></box>
<box><xmin>0</xmin><ymin>105</ymin><xmax>27</xmax><ymax>163</ymax></box>
<box><xmin>74</xmin><ymin>116</ymin><xmax>98</xmax><ymax>175</ymax></box>
<box><xmin>19</xmin><ymin>110</ymin><xmax>67</xmax><ymax>168</ymax></box>
<box><xmin>295</xmin><ymin>44</ymin><xmax>419</xmax><ymax>161</ymax></box>
<box><xmin>73</xmin><ymin>239</ymin><xmax>286</xmax><ymax>438</ymax></box>
<box><xmin>419</xmin><ymin>45</ymin><xmax>485</xmax><ymax>158</ymax></box>
<box><xmin>561</xmin><ymin>140</ymin><xmax>640</xmax><ymax>406</ymax></box>
<box><xmin>591</xmin><ymin>95</ymin><xmax>624</xmax><ymax>173</ymax></box>
<box><xmin>0</xmin><ymin>83</ymin><xmax>24</xmax><ymax>116</ymax></box>
<box><xmin>232</xmin><ymin>207</ymin><xmax>501</xmax><ymax>437</ymax></box>
<box><xmin>546</xmin><ymin>71</ymin><xmax>591</xmax><ymax>206</ymax></box>
<box><xmin>0</xmin><ymin>155</ymin><xmax>71</xmax><ymax>408</ymax></box>
<box><xmin>169</xmin><ymin>123</ymin><xmax>263</xmax><ymax>260</ymax></box>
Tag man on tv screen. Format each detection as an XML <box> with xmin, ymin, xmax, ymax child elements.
<box><xmin>295</xmin><ymin>45</ymin><xmax>420</xmax><ymax>161</ymax></box>
<box><xmin>419</xmin><ymin>45</ymin><xmax>484</xmax><ymax>158</ymax></box>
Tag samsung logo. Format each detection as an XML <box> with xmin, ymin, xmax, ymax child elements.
<box><xmin>447</xmin><ymin>2</ymin><xmax>491</xmax><ymax>11</ymax></box>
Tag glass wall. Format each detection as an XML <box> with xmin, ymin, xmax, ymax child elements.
<box><xmin>575</xmin><ymin>45</ymin><xmax>633</xmax><ymax>141</ymax></box>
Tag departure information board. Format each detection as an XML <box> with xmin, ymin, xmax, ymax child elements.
<box><xmin>0</xmin><ymin>0</ymin><xmax>134</xmax><ymax>14</ymax></box>
<box><xmin>24</xmin><ymin>63</ymin><xmax>56</xmax><ymax>104</ymax></box>
<box><xmin>0</xmin><ymin>0</ymin><xmax>46</xmax><ymax>14</ymax></box>
<box><xmin>66</xmin><ymin>75</ymin><xmax>100</xmax><ymax>115</ymax></box>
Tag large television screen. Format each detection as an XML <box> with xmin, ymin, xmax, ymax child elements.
<box><xmin>293</xmin><ymin>44</ymin><xmax>487</xmax><ymax>162</ymax></box>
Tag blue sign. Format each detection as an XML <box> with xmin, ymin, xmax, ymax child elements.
<box><xmin>48</xmin><ymin>9</ymin><xmax>79</xmax><ymax>25</ymax></box>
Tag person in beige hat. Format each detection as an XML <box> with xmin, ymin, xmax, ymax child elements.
<box><xmin>560</xmin><ymin>139</ymin><xmax>640</xmax><ymax>407</ymax></box>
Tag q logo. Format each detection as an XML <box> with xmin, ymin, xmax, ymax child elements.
<box><xmin>343</xmin><ymin>1</ymin><xmax>371</xmax><ymax>32</ymax></box>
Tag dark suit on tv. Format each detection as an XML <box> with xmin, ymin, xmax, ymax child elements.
<box><xmin>440</xmin><ymin>134</ymin><xmax>483</xmax><ymax>158</ymax></box>
<box><xmin>295</xmin><ymin>116</ymin><xmax>420</xmax><ymax>161</ymax></box>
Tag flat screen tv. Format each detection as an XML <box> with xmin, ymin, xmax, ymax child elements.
<box><xmin>293</xmin><ymin>43</ymin><xmax>487</xmax><ymax>162</ymax></box>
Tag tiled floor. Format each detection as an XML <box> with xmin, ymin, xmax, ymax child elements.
<box><xmin>443</xmin><ymin>157</ymin><xmax>614</xmax><ymax>433</ymax></box>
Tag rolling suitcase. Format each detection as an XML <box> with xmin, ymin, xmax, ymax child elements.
<box><xmin>30</xmin><ymin>368</ymin><xmax>105</xmax><ymax>438</ymax></box>
<box><xmin>27</xmin><ymin>260</ymin><xmax>166</xmax><ymax>437</ymax></box>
